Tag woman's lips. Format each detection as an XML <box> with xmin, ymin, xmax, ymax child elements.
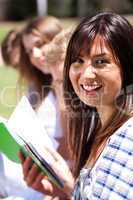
<box><xmin>81</xmin><ymin>84</ymin><xmax>102</xmax><ymax>95</ymax></box>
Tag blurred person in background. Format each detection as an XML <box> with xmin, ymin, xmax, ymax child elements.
<box><xmin>19</xmin><ymin>28</ymin><xmax>73</xmax><ymax>200</ymax></box>
<box><xmin>0</xmin><ymin>16</ymin><xmax>63</xmax><ymax>199</ymax></box>
<box><xmin>1</xmin><ymin>16</ymin><xmax>63</xmax><ymax>108</ymax></box>
<box><xmin>1</xmin><ymin>29</ymin><xmax>20</xmax><ymax>67</ymax></box>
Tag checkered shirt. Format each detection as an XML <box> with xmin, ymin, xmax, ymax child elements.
<box><xmin>72</xmin><ymin>117</ymin><xmax>133</xmax><ymax>200</ymax></box>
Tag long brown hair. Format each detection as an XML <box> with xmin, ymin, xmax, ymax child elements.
<box><xmin>63</xmin><ymin>12</ymin><xmax>133</xmax><ymax>177</ymax></box>
<box><xmin>1</xmin><ymin>30</ymin><xmax>21</xmax><ymax>67</ymax></box>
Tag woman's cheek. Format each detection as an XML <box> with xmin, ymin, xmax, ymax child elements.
<box><xmin>69</xmin><ymin>67</ymin><xmax>77</xmax><ymax>88</ymax></box>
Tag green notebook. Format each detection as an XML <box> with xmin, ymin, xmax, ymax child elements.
<box><xmin>0</xmin><ymin>122</ymin><xmax>27</xmax><ymax>163</ymax></box>
<box><xmin>0</xmin><ymin>122</ymin><xmax>64</xmax><ymax>189</ymax></box>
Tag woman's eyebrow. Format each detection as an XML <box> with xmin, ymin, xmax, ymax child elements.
<box><xmin>93</xmin><ymin>53</ymin><xmax>107</xmax><ymax>58</ymax></box>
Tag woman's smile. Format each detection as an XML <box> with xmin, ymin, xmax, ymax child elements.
<box><xmin>80</xmin><ymin>82</ymin><xmax>103</xmax><ymax>96</ymax></box>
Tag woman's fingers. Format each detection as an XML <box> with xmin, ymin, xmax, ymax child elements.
<box><xmin>18</xmin><ymin>150</ymin><xmax>25</xmax><ymax>163</ymax></box>
<box><xmin>26</xmin><ymin>163</ymin><xmax>39</xmax><ymax>185</ymax></box>
<box><xmin>21</xmin><ymin>156</ymin><xmax>33</xmax><ymax>177</ymax></box>
<box><xmin>41</xmin><ymin>178</ymin><xmax>68</xmax><ymax>198</ymax></box>
<box><xmin>41</xmin><ymin>178</ymin><xmax>54</xmax><ymax>193</ymax></box>
<box><xmin>31</xmin><ymin>172</ymin><xmax>46</xmax><ymax>193</ymax></box>
<box><xmin>32</xmin><ymin>172</ymin><xmax>44</xmax><ymax>187</ymax></box>
<box><xmin>18</xmin><ymin>151</ymin><xmax>35</xmax><ymax>179</ymax></box>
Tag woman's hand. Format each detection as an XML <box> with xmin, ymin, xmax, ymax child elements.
<box><xmin>18</xmin><ymin>148</ymin><xmax>74</xmax><ymax>199</ymax></box>
<box><xmin>41</xmin><ymin>147</ymin><xmax>75</xmax><ymax>197</ymax></box>
<box><xmin>18</xmin><ymin>151</ymin><xmax>45</xmax><ymax>194</ymax></box>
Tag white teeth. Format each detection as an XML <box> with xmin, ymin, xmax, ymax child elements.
<box><xmin>82</xmin><ymin>84</ymin><xmax>100</xmax><ymax>92</ymax></box>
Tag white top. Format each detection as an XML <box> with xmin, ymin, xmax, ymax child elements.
<box><xmin>36</xmin><ymin>91</ymin><xmax>63</xmax><ymax>149</ymax></box>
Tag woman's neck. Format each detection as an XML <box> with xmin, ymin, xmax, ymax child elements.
<box><xmin>53</xmin><ymin>83</ymin><xmax>65</xmax><ymax>111</ymax></box>
<box><xmin>97</xmin><ymin>104</ymin><xmax>117</xmax><ymax>130</ymax></box>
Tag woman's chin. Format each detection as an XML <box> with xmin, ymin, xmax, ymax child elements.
<box><xmin>81</xmin><ymin>97</ymin><xmax>102</xmax><ymax>108</ymax></box>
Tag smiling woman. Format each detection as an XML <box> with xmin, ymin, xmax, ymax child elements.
<box><xmin>9</xmin><ymin>12</ymin><xmax>133</xmax><ymax>200</ymax></box>
<box><xmin>62</xmin><ymin>12</ymin><xmax>133</xmax><ymax>199</ymax></box>
<box><xmin>2</xmin><ymin>12</ymin><xmax>133</xmax><ymax>200</ymax></box>
<box><xmin>64</xmin><ymin>10</ymin><xmax>133</xmax><ymax>172</ymax></box>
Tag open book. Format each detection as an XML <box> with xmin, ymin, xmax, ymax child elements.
<box><xmin>0</xmin><ymin>96</ymin><xmax>64</xmax><ymax>188</ymax></box>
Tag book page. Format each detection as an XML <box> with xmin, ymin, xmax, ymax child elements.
<box><xmin>7</xmin><ymin>96</ymin><xmax>55</xmax><ymax>164</ymax></box>
<box><xmin>0</xmin><ymin>116</ymin><xmax>7</xmax><ymax>123</ymax></box>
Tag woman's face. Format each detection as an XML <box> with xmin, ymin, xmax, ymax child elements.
<box><xmin>23</xmin><ymin>34</ymin><xmax>45</xmax><ymax>71</ymax></box>
<box><xmin>69</xmin><ymin>36</ymin><xmax>122</xmax><ymax>109</ymax></box>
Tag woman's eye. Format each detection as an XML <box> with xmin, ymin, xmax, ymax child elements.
<box><xmin>35</xmin><ymin>40</ymin><xmax>43</xmax><ymax>48</ymax></box>
<box><xmin>94</xmin><ymin>58</ymin><xmax>109</xmax><ymax>66</ymax></box>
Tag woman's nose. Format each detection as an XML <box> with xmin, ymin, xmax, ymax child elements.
<box><xmin>32</xmin><ymin>47</ymin><xmax>42</xmax><ymax>58</ymax></box>
<box><xmin>82</xmin><ymin>65</ymin><xmax>97</xmax><ymax>79</ymax></box>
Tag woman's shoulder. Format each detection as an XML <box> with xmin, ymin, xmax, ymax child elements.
<box><xmin>110</xmin><ymin>116</ymin><xmax>133</xmax><ymax>143</ymax></box>
<box><xmin>106</xmin><ymin>116</ymin><xmax>133</xmax><ymax>158</ymax></box>
<box><xmin>91</xmin><ymin>117</ymin><xmax>133</xmax><ymax>199</ymax></box>
<box><xmin>98</xmin><ymin>116</ymin><xmax>133</xmax><ymax>173</ymax></box>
